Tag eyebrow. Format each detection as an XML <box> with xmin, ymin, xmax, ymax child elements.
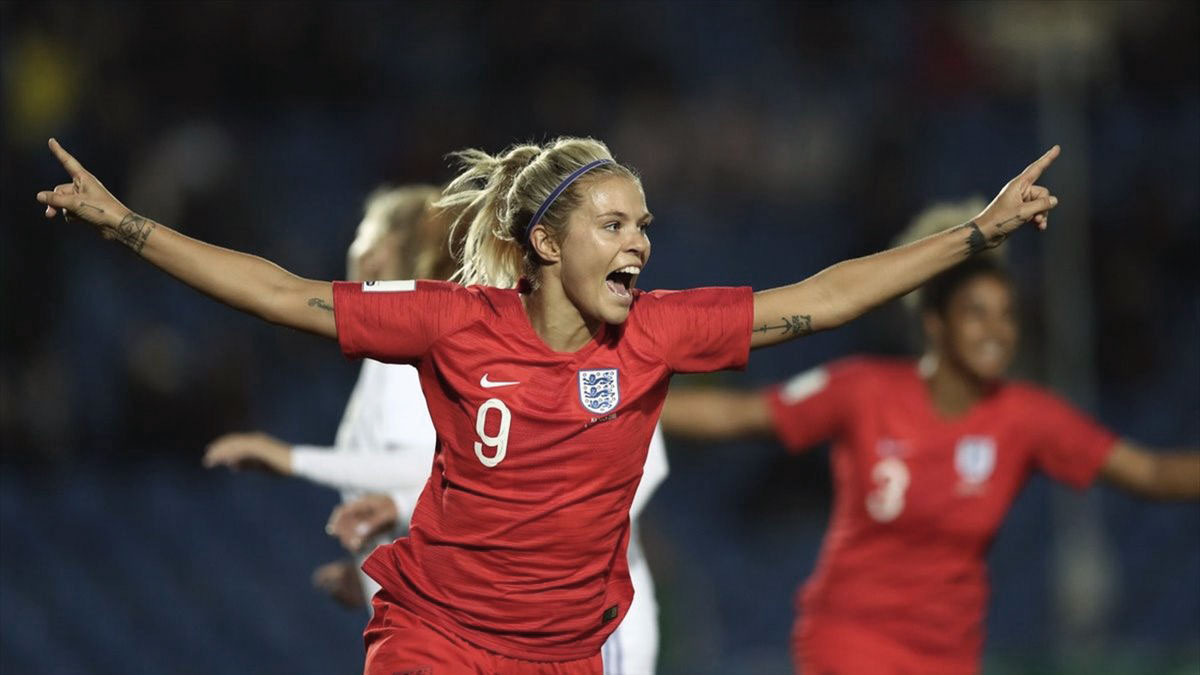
<box><xmin>596</xmin><ymin>210</ymin><xmax>654</xmax><ymax>224</ymax></box>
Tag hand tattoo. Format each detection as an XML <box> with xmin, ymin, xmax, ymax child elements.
<box><xmin>753</xmin><ymin>314</ymin><xmax>813</xmax><ymax>337</ymax></box>
<box><xmin>114</xmin><ymin>212</ymin><xmax>156</xmax><ymax>254</ymax></box>
<box><xmin>308</xmin><ymin>298</ymin><xmax>334</xmax><ymax>312</ymax></box>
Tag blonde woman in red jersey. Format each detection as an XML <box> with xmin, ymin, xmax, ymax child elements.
<box><xmin>660</xmin><ymin>200</ymin><xmax>1200</xmax><ymax>674</ymax></box>
<box><xmin>37</xmin><ymin>137</ymin><xmax>1060</xmax><ymax>673</ymax></box>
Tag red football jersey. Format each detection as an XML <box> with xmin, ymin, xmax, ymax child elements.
<box><xmin>333</xmin><ymin>280</ymin><xmax>752</xmax><ymax>660</ymax></box>
<box><xmin>766</xmin><ymin>357</ymin><xmax>1117</xmax><ymax>671</ymax></box>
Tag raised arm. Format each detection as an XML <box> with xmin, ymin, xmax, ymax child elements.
<box><xmin>1100</xmin><ymin>440</ymin><xmax>1200</xmax><ymax>501</ymax></box>
<box><xmin>660</xmin><ymin>388</ymin><xmax>774</xmax><ymax>440</ymax></box>
<box><xmin>750</xmin><ymin>146</ymin><xmax>1060</xmax><ymax>348</ymax></box>
<box><xmin>35</xmin><ymin>139</ymin><xmax>336</xmax><ymax>338</ymax></box>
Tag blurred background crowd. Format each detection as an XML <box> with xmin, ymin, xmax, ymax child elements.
<box><xmin>1</xmin><ymin>1</ymin><xmax>1197</xmax><ymax>673</ymax></box>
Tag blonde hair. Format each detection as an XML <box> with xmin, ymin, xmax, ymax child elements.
<box><xmin>891</xmin><ymin>196</ymin><xmax>1004</xmax><ymax>311</ymax></box>
<box><xmin>436</xmin><ymin>137</ymin><xmax>639</xmax><ymax>288</ymax></box>
<box><xmin>412</xmin><ymin>199</ymin><xmax>467</xmax><ymax>282</ymax></box>
<box><xmin>348</xmin><ymin>184</ymin><xmax>441</xmax><ymax>279</ymax></box>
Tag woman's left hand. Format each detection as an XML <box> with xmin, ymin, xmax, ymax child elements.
<box><xmin>971</xmin><ymin>145</ymin><xmax>1061</xmax><ymax>250</ymax></box>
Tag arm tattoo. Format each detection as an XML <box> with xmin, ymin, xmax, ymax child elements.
<box><xmin>962</xmin><ymin>220</ymin><xmax>1006</xmax><ymax>257</ymax></box>
<box><xmin>114</xmin><ymin>212</ymin><xmax>157</xmax><ymax>254</ymax></box>
<box><xmin>753</xmin><ymin>314</ymin><xmax>813</xmax><ymax>337</ymax></box>
<box><xmin>308</xmin><ymin>298</ymin><xmax>334</xmax><ymax>312</ymax></box>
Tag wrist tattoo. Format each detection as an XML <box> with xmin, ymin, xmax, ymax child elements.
<box><xmin>963</xmin><ymin>220</ymin><xmax>1005</xmax><ymax>256</ymax></box>
<box><xmin>114</xmin><ymin>212</ymin><xmax>156</xmax><ymax>254</ymax></box>
<box><xmin>753</xmin><ymin>314</ymin><xmax>813</xmax><ymax>337</ymax></box>
<box><xmin>308</xmin><ymin>298</ymin><xmax>334</xmax><ymax>312</ymax></box>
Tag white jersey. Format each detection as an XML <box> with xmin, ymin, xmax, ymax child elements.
<box><xmin>294</xmin><ymin>359</ymin><xmax>667</xmax><ymax>673</ymax></box>
<box><xmin>291</xmin><ymin>359</ymin><xmax>436</xmax><ymax>601</ymax></box>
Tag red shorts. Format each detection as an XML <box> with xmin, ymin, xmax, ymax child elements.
<box><xmin>363</xmin><ymin>591</ymin><xmax>603</xmax><ymax>675</ymax></box>
<box><xmin>791</xmin><ymin>614</ymin><xmax>978</xmax><ymax>675</ymax></box>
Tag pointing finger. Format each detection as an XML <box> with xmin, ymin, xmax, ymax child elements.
<box><xmin>48</xmin><ymin>138</ymin><xmax>87</xmax><ymax>178</ymax></box>
<box><xmin>1020</xmin><ymin>145</ymin><xmax>1060</xmax><ymax>183</ymax></box>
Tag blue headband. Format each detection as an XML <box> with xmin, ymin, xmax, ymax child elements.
<box><xmin>524</xmin><ymin>158</ymin><xmax>614</xmax><ymax>243</ymax></box>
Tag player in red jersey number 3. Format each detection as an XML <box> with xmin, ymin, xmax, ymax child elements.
<box><xmin>38</xmin><ymin>136</ymin><xmax>1059</xmax><ymax>673</ymax></box>
<box><xmin>661</xmin><ymin>208</ymin><xmax>1200</xmax><ymax>674</ymax></box>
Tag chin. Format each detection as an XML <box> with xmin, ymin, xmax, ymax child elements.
<box><xmin>601</xmin><ymin>306</ymin><xmax>632</xmax><ymax>325</ymax></box>
<box><xmin>967</xmin><ymin>363</ymin><xmax>1008</xmax><ymax>384</ymax></box>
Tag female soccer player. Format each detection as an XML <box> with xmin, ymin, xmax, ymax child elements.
<box><xmin>659</xmin><ymin>200</ymin><xmax>1200</xmax><ymax>674</ymax></box>
<box><xmin>37</xmin><ymin>136</ymin><xmax>1059</xmax><ymax>673</ymax></box>
<box><xmin>202</xmin><ymin>184</ymin><xmax>443</xmax><ymax>610</ymax></box>
<box><xmin>203</xmin><ymin>181</ymin><xmax>672</xmax><ymax>673</ymax></box>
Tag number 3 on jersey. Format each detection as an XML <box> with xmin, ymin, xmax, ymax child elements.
<box><xmin>474</xmin><ymin>398</ymin><xmax>511</xmax><ymax>467</ymax></box>
<box><xmin>866</xmin><ymin>457</ymin><xmax>910</xmax><ymax>522</ymax></box>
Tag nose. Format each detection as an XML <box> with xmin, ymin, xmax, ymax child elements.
<box><xmin>623</xmin><ymin>227</ymin><xmax>649</xmax><ymax>261</ymax></box>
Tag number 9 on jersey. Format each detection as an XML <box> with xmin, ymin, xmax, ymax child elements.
<box><xmin>474</xmin><ymin>398</ymin><xmax>512</xmax><ymax>467</ymax></box>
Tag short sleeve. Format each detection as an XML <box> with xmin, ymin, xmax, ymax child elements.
<box><xmin>1025</xmin><ymin>389</ymin><xmax>1118</xmax><ymax>489</ymax></box>
<box><xmin>333</xmin><ymin>280</ymin><xmax>484</xmax><ymax>363</ymax></box>
<box><xmin>766</xmin><ymin>358</ymin><xmax>867</xmax><ymax>454</ymax></box>
<box><xmin>633</xmin><ymin>287</ymin><xmax>753</xmax><ymax>373</ymax></box>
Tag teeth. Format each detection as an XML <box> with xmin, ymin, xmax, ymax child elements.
<box><xmin>614</xmin><ymin>266</ymin><xmax>641</xmax><ymax>275</ymax></box>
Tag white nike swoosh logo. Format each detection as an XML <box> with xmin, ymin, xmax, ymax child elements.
<box><xmin>480</xmin><ymin>374</ymin><xmax>520</xmax><ymax>388</ymax></box>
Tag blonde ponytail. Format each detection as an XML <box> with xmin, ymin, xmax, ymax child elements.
<box><xmin>436</xmin><ymin>137</ymin><xmax>637</xmax><ymax>288</ymax></box>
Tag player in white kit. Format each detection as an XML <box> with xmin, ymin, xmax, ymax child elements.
<box><xmin>204</xmin><ymin>184</ymin><xmax>668</xmax><ymax>672</ymax></box>
<box><xmin>204</xmin><ymin>185</ymin><xmax>443</xmax><ymax>606</ymax></box>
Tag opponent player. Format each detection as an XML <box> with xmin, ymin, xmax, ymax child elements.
<box><xmin>37</xmin><ymin>136</ymin><xmax>1059</xmax><ymax>673</ymax></box>
<box><xmin>660</xmin><ymin>199</ymin><xmax>1200</xmax><ymax>674</ymax></box>
<box><xmin>202</xmin><ymin>184</ymin><xmax>442</xmax><ymax>610</ymax></box>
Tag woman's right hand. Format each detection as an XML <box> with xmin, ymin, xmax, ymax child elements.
<box><xmin>36</xmin><ymin>138</ymin><xmax>149</xmax><ymax>249</ymax></box>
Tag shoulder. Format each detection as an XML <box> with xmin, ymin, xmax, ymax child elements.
<box><xmin>627</xmin><ymin>286</ymin><xmax>753</xmax><ymax>323</ymax></box>
<box><xmin>403</xmin><ymin>281</ymin><xmax>521</xmax><ymax>321</ymax></box>
<box><xmin>996</xmin><ymin>379</ymin><xmax>1052</xmax><ymax>403</ymax></box>
<box><xmin>828</xmin><ymin>355</ymin><xmax>912</xmax><ymax>385</ymax></box>
<box><xmin>631</xmin><ymin>286</ymin><xmax>752</xmax><ymax>305</ymax></box>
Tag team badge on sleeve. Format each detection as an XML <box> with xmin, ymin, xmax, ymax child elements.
<box><xmin>780</xmin><ymin>366</ymin><xmax>829</xmax><ymax>404</ymax></box>
<box><xmin>363</xmin><ymin>279</ymin><xmax>415</xmax><ymax>292</ymax></box>
<box><xmin>578</xmin><ymin>368</ymin><xmax>619</xmax><ymax>414</ymax></box>
<box><xmin>955</xmin><ymin>436</ymin><xmax>996</xmax><ymax>485</ymax></box>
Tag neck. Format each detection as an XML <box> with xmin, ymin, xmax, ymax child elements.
<box><xmin>522</xmin><ymin>281</ymin><xmax>601</xmax><ymax>353</ymax></box>
<box><xmin>921</xmin><ymin>352</ymin><xmax>991</xmax><ymax>418</ymax></box>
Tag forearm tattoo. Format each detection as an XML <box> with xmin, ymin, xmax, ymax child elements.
<box><xmin>308</xmin><ymin>298</ymin><xmax>334</xmax><ymax>312</ymax></box>
<box><xmin>114</xmin><ymin>212</ymin><xmax>157</xmax><ymax>254</ymax></box>
<box><xmin>960</xmin><ymin>220</ymin><xmax>1008</xmax><ymax>257</ymax></box>
<box><xmin>753</xmin><ymin>314</ymin><xmax>813</xmax><ymax>337</ymax></box>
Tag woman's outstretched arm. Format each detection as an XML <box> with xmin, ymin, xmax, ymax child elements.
<box><xmin>750</xmin><ymin>146</ymin><xmax>1060</xmax><ymax>348</ymax></box>
<box><xmin>660</xmin><ymin>388</ymin><xmax>773</xmax><ymax>441</ymax></box>
<box><xmin>1101</xmin><ymin>441</ymin><xmax>1200</xmax><ymax>501</ymax></box>
<box><xmin>35</xmin><ymin>138</ymin><xmax>336</xmax><ymax>338</ymax></box>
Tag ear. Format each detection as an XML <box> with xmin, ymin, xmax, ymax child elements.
<box><xmin>529</xmin><ymin>223</ymin><xmax>561</xmax><ymax>264</ymax></box>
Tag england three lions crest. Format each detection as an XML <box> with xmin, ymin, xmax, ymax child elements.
<box><xmin>955</xmin><ymin>435</ymin><xmax>996</xmax><ymax>485</ymax></box>
<box><xmin>578</xmin><ymin>368</ymin><xmax>619</xmax><ymax>414</ymax></box>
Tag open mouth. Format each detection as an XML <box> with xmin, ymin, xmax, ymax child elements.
<box><xmin>605</xmin><ymin>266</ymin><xmax>640</xmax><ymax>300</ymax></box>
